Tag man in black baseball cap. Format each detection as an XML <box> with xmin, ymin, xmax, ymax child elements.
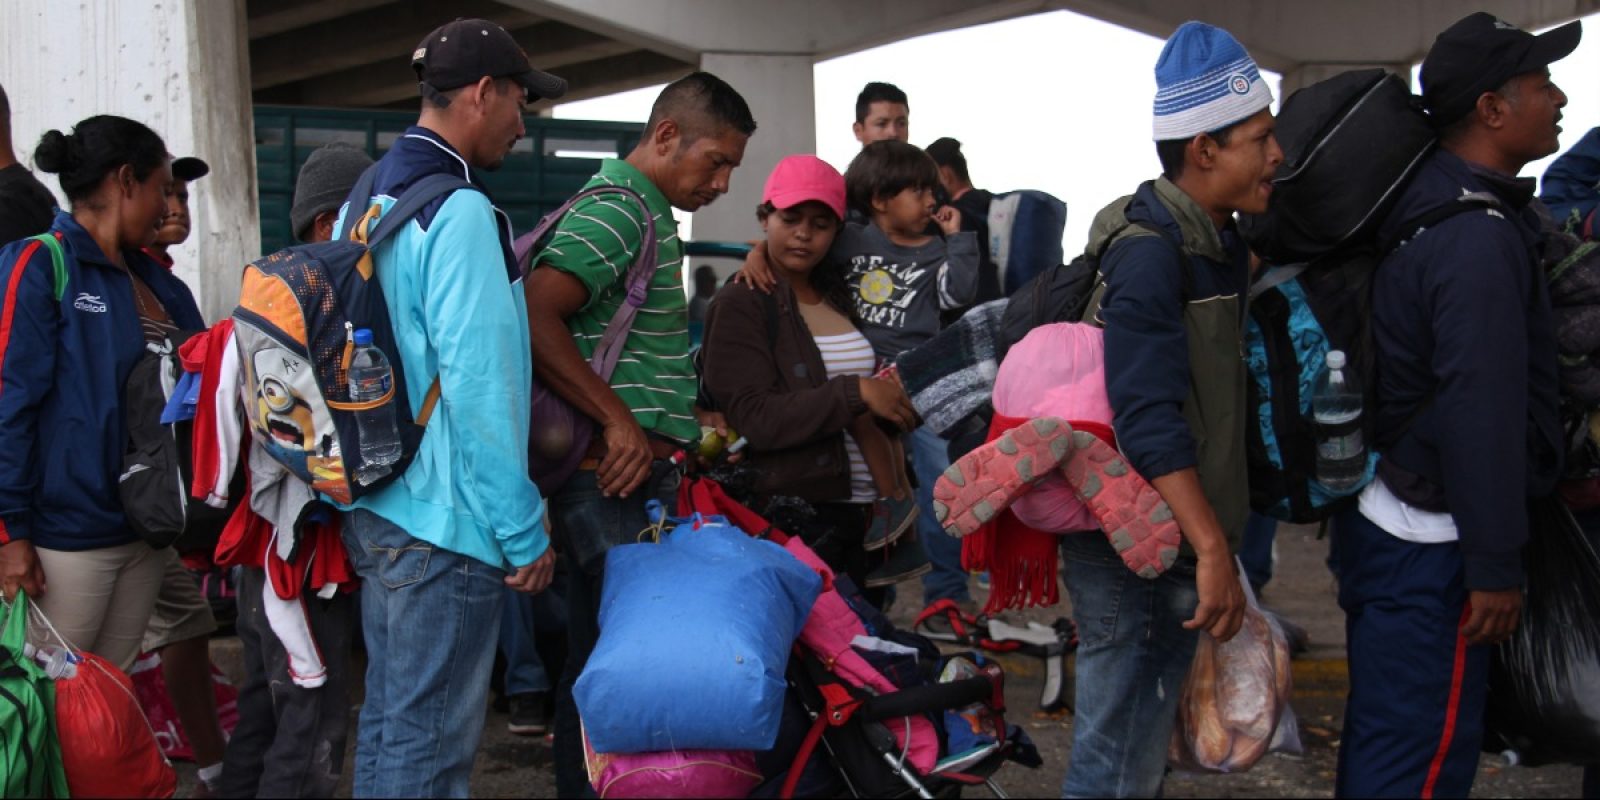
<box><xmin>1422</xmin><ymin>12</ymin><xmax>1580</xmax><ymax>129</ymax></box>
<box><xmin>1334</xmin><ymin>11</ymin><xmax>1579</xmax><ymax>799</ymax></box>
<box><xmin>412</xmin><ymin>18</ymin><xmax>567</xmax><ymax>106</ymax></box>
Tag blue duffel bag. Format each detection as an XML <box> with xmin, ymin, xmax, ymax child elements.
<box><xmin>575</xmin><ymin>511</ymin><xmax>822</xmax><ymax>754</ymax></box>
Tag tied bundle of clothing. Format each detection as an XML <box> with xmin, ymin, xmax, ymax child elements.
<box><xmin>958</xmin><ymin>324</ymin><xmax>1113</xmax><ymax>611</ymax></box>
<box><xmin>180</xmin><ymin>321</ymin><xmax>357</xmax><ymax>687</ymax></box>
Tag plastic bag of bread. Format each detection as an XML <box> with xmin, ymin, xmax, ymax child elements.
<box><xmin>1169</xmin><ymin>566</ymin><xmax>1301</xmax><ymax>773</ymax></box>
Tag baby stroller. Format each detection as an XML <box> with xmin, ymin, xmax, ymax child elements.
<box><xmin>677</xmin><ymin>475</ymin><xmax>1039</xmax><ymax>799</ymax></box>
<box><xmin>774</xmin><ymin>580</ymin><xmax>1041</xmax><ymax>799</ymax></box>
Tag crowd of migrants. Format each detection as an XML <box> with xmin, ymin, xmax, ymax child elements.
<box><xmin>0</xmin><ymin>10</ymin><xmax>1596</xmax><ymax>800</ymax></box>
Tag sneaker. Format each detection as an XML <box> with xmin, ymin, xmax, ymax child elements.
<box><xmin>1058</xmin><ymin>430</ymin><xmax>1182</xmax><ymax>579</ymax></box>
<box><xmin>507</xmin><ymin>692</ymin><xmax>550</xmax><ymax>736</ymax></box>
<box><xmin>932</xmin><ymin>417</ymin><xmax>1074</xmax><ymax>538</ymax></box>
<box><xmin>864</xmin><ymin>495</ymin><xmax>918</xmax><ymax>551</ymax></box>
<box><xmin>864</xmin><ymin>534</ymin><xmax>931</xmax><ymax>588</ymax></box>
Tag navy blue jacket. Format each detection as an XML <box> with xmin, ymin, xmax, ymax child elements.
<box><xmin>0</xmin><ymin>212</ymin><xmax>204</xmax><ymax>551</ymax></box>
<box><xmin>1097</xmin><ymin>180</ymin><xmax>1251</xmax><ymax>482</ymax></box>
<box><xmin>1372</xmin><ymin>149</ymin><xmax>1563</xmax><ymax>590</ymax></box>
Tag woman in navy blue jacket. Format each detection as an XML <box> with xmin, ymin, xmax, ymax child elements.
<box><xmin>0</xmin><ymin>116</ymin><xmax>203</xmax><ymax>671</ymax></box>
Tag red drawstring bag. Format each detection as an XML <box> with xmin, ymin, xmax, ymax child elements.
<box><xmin>56</xmin><ymin>651</ymin><xmax>177</xmax><ymax>798</ymax></box>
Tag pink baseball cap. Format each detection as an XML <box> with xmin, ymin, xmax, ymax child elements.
<box><xmin>762</xmin><ymin>155</ymin><xmax>846</xmax><ymax>219</ymax></box>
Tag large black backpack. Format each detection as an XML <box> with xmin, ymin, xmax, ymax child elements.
<box><xmin>1238</xmin><ymin>68</ymin><xmax>1498</xmax><ymax>522</ymax></box>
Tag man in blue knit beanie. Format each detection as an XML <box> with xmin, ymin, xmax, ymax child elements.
<box><xmin>1058</xmin><ymin>20</ymin><xmax>1280</xmax><ymax>797</ymax></box>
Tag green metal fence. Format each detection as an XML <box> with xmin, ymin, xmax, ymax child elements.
<box><xmin>254</xmin><ymin>105</ymin><xmax>643</xmax><ymax>254</ymax></box>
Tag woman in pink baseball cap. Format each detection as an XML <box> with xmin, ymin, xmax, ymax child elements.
<box><xmin>700</xmin><ymin>155</ymin><xmax>921</xmax><ymax>594</ymax></box>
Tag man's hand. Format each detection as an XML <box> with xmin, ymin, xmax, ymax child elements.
<box><xmin>731</xmin><ymin>241</ymin><xmax>776</xmax><ymax>293</ymax></box>
<box><xmin>1462</xmin><ymin>589</ymin><xmax>1522</xmax><ymax>646</ymax></box>
<box><xmin>597</xmin><ymin>418</ymin><xmax>652</xmax><ymax>498</ymax></box>
<box><xmin>0</xmin><ymin>540</ymin><xmax>45</xmax><ymax>601</ymax></box>
<box><xmin>505</xmin><ymin>548</ymin><xmax>557</xmax><ymax>594</ymax></box>
<box><xmin>933</xmin><ymin>206</ymin><xmax>963</xmax><ymax>236</ymax></box>
<box><xmin>1185</xmin><ymin>552</ymin><xmax>1245</xmax><ymax>642</ymax></box>
<box><xmin>859</xmin><ymin>377</ymin><xmax>917</xmax><ymax>431</ymax></box>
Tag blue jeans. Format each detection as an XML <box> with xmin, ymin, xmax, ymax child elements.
<box><xmin>1238</xmin><ymin>512</ymin><xmax>1278</xmax><ymax>595</ymax></box>
<box><xmin>1059</xmin><ymin>533</ymin><xmax>1200</xmax><ymax>798</ymax></box>
<box><xmin>549</xmin><ymin>465</ymin><xmax>672</xmax><ymax>798</ymax></box>
<box><xmin>499</xmin><ymin>583</ymin><xmax>564</xmax><ymax>696</ymax></box>
<box><xmin>341</xmin><ymin>509</ymin><xmax>506</xmax><ymax>799</ymax></box>
<box><xmin>910</xmin><ymin>426</ymin><xmax>970</xmax><ymax>605</ymax></box>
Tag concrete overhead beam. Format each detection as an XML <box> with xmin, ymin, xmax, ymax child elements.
<box><xmin>550</xmin><ymin>50</ymin><xmax>699</xmax><ymax>105</ymax></box>
<box><xmin>1055</xmin><ymin>0</ymin><xmax>1600</xmax><ymax>74</ymax></box>
<box><xmin>260</xmin><ymin>25</ymin><xmax>645</xmax><ymax>108</ymax></box>
<box><xmin>246</xmin><ymin>0</ymin><xmax>398</xmax><ymax>40</ymax></box>
<box><xmin>250</xmin><ymin>0</ymin><xmax>541</xmax><ymax>89</ymax></box>
<box><xmin>505</xmin><ymin>0</ymin><xmax>1051</xmax><ymax>62</ymax></box>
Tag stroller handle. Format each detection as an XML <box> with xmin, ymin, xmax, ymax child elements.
<box><xmin>857</xmin><ymin>675</ymin><xmax>995</xmax><ymax>722</ymax></box>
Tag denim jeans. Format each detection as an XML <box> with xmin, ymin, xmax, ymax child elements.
<box><xmin>549</xmin><ymin>464</ymin><xmax>676</xmax><ymax>798</ymax></box>
<box><xmin>499</xmin><ymin>583</ymin><xmax>565</xmax><ymax>696</ymax></box>
<box><xmin>1059</xmin><ymin>533</ymin><xmax>1200</xmax><ymax>798</ymax></box>
<box><xmin>910</xmin><ymin>426</ymin><xmax>970</xmax><ymax>605</ymax></box>
<box><xmin>341</xmin><ymin>509</ymin><xmax>506</xmax><ymax>799</ymax></box>
<box><xmin>1238</xmin><ymin>512</ymin><xmax>1278</xmax><ymax>595</ymax></box>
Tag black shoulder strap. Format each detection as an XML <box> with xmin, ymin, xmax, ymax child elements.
<box><xmin>1379</xmin><ymin>192</ymin><xmax>1504</xmax><ymax>255</ymax></box>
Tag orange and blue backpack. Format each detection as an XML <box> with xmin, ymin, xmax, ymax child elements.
<box><xmin>231</xmin><ymin>170</ymin><xmax>471</xmax><ymax>504</ymax></box>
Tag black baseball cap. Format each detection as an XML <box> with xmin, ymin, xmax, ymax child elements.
<box><xmin>171</xmin><ymin>156</ymin><xmax>209</xmax><ymax>182</ymax></box>
<box><xmin>412</xmin><ymin>19</ymin><xmax>568</xmax><ymax>104</ymax></box>
<box><xmin>1421</xmin><ymin>12</ymin><xmax>1582</xmax><ymax>126</ymax></box>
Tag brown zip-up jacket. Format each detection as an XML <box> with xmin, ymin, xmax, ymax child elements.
<box><xmin>701</xmin><ymin>276</ymin><xmax>869</xmax><ymax>503</ymax></box>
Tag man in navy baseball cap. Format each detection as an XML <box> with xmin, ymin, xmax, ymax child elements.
<box><xmin>412</xmin><ymin>18</ymin><xmax>568</xmax><ymax>105</ymax></box>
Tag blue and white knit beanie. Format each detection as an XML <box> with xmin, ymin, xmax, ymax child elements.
<box><xmin>1152</xmin><ymin>21</ymin><xmax>1273</xmax><ymax>141</ymax></box>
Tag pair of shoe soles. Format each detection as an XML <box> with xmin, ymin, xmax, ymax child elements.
<box><xmin>932</xmin><ymin>417</ymin><xmax>1181</xmax><ymax>579</ymax></box>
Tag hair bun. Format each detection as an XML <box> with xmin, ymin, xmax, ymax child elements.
<box><xmin>33</xmin><ymin>129</ymin><xmax>73</xmax><ymax>174</ymax></box>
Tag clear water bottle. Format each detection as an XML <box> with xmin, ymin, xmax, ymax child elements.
<box><xmin>1312</xmin><ymin>349</ymin><xmax>1366</xmax><ymax>493</ymax></box>
<box><xmin>349</xmin><ymin>328</ymin><xmax>400</xmax><ymax>485</ymax></box>
<box><xmin>23</xmin><ymin>643</ymin><xmax>78</xmax><ymax>679</ymax></box>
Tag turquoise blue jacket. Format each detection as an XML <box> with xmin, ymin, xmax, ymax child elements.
<box><xmin>333</xmin><ymin>126</ymin><xmax>547</xmax><ymax>570</ymax></box>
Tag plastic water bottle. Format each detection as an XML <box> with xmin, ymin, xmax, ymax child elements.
<box><xmin>23</xmin><ymin>643</ymin><xmax>78</xmax><ymax>679</ymax></box>
<box><xmin>1312</xmin><ymin>349</ymin><xmax>1366</xmax><ymax>493</ymax></box>
<box><xmin>349</xmin><ymin>328</ymin><xmax>400</xmax><ymax>485</ymax></box>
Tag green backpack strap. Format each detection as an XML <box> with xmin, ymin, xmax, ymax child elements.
<box><xmin>26</xmin><ymin>233</ymin><xmax>68</xmax><ymax>303</ymax></box>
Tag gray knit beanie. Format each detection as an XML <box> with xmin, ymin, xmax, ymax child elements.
<box><xmin>291</xmin><ymin>143</ymin><xmax>375</xmax><ymax>242</ymax></box>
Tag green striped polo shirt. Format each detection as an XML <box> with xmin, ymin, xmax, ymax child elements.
<box><xmin>536</xmin><ymin>158</ymin><xmax>697</xmax><ymax>443</ymax></box>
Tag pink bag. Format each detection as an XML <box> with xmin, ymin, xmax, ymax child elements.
<box><xmin>582</xmin><ymin>725</ymin><xmax>761</xmax><ymax>799</ymax></box>
<box><xmin>130</xmin><ymin>651</ymin><xmax>241</xmax><ymax>760</ymax></box>
<box><xmin>993</xmin><ymin>323</ymin><xmax>1114</xmax><ymax>533</ymax></box>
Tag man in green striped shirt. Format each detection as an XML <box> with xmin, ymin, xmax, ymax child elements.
<box><xmin>523</xmin><ymin>71</ymin><xmax>755</xmax><ymax>797</ymax></box>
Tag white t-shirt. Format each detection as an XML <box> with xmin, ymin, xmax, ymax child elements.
<box><xmin>814</xmin><ymin>330</ymin><xmax>879</xmax><ymax>504</ymax></box>
<box><xmin>1358</xmin><ymin>475</ymin><xmax>1460</xmax><ymax>544</ymax></box>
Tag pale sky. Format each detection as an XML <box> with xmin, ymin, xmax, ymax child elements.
<box><xmin>557</xmin><ymin>8</ymin><xmax>1600</xmax><ymax>252</ymax></box>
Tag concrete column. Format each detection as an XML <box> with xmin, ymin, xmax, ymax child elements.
<box><xmin>0</xmin><ymin>0</ymin><xmax>259</xmax><ymax>321</ymax></box>
<box><xmin>1279</xmin><ymin>62</ymin><xmax>1416</xmax><ymax>96</ymax></box>
<box><xmin>692</xmin><ymin>52</ymin><xmax>817</xmax><ymax>248</ymax></box>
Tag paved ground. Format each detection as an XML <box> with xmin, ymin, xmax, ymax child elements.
<box><xmin>185</xmin><ymin>523</ymin><xmax>1587</xmax><ymax>798</ymax></box>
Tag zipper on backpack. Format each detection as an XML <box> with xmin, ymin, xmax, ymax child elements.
<box><xmin>342</xmin><ymin>321</ymin><xmax>356</xmax><ymax>378</ymax></box>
